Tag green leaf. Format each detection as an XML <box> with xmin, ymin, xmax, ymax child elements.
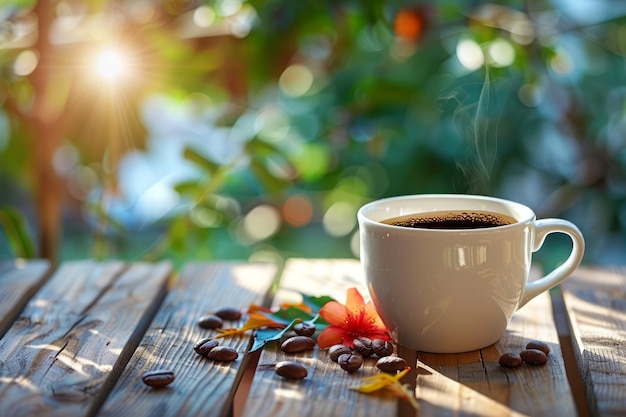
<box><xmin>86</xmin><ymin>202</ymin><xmax>126</xmax><ymax>233</ymax></box>
<box><xmin>0</xmin><ymin>207</ymin><xmax>36</xmax><ymax>258</ymax></box>
<box><xmin>245</xmin><ymin>138</ymin><xmax>284</xmax><ymax>156</ymax></box>
<box><xmin>250</xmin><ymin>318</ymin><xmax>301</xmax><ymax>352</ymax></box>
<box><xmin>174</xmin><ymin>180</ymin><xmax>202</xmax><ymax>196</ymax></box>
<box><xmin>264</xmin><ymin>305</ymin><xmax>317</xmax><ymax>323</ymax></box>
<box><xmin>183</xmin><ymin>147</ymin><xmax>219</xmax><ymax>174</ymax></box>
<box><xmin>250</xmin><ymin>313</ymin><xmax>330</xmax><ymax>352</ymax></box>
<box><xmin>249</xmin><ymin>157</ymin><xmax>290</xmax><ymax>193</ymax></box>
<box><xmin>302</xmin><ymin>294</ymin><xmax>337</xmax><ymax>312</ymax></box>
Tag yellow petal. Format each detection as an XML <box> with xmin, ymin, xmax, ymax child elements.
<box><xmin>216</xmin><ymin>312</ymin><xmax>286</xmax><ymax>338</ymax></box>
<box><xmin>350</xmin><ymin>367</ymin><xmax>418</xmax><ymax>410</ymax></box>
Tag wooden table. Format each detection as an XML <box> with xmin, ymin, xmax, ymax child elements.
<box><xmin>0</xmin><ymin>258</ymin><xmax>623</xmax><ymax>417</ymax></box>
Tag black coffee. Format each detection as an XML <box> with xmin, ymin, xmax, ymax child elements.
<box><xmin>381</xmin><ymin>210</ymin><xmax>516</xmax><ymax>229</ymax></box>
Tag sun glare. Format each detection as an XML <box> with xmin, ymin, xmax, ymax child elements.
<box><xmin>95</xmin><ymin>48</ymin><xmax>128</xmax><ymax>82</ymax></box>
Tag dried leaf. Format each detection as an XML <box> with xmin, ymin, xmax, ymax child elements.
<box><xmin>350</xmin><ymin>368</ymin><xmax>418</xmax><ymax>410</ymax></box>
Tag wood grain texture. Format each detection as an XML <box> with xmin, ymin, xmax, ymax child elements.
<box><xmin>418</xmin><ymin>293</ymin><xmax>576</xmax><ymax>417</ymax></box>
<box><xmin>0</xmin><ymin>259</ymin><xmax>51</xmax><ymax>338</ymax></box>
<box><xmin>0</xmin><ymin>260</ymin><xmax>171</xmax><ymax>417</ymax></box>
<box><xmin>97</xmin><ymin>262</ymin><xmax>278</xmax><ymax>417</ymax></box>
<box><xmin>242</xmin><ymin>258</ymin><xmax>399</xmax><ymax>417</ymax></box>
<box><xmin>243</xmin><ymin>259</ymin><xmax>576</xmax><ymax>417</ymax></box>
<box><xmin>560</xmin><ymin>266</ymin><xmax>626</xmax><ymax>417</ymax></box>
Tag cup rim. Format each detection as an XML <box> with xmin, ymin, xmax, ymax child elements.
<box><xmin>357</xmin><ymin>193</ymin><xmax>536</xmax><ymax>232</ymax></box>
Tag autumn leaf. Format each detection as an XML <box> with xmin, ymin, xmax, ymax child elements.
<box><xmin>216</xmin><ymin>311</ymin><xmax>286</xmax><ymax>338</ymax></box>
<box><xmin>351</xmin><ymin>368</ymin><xmax>418</xmax><ymax>409</ymax></box>
<box><xmin>218</xmin><ymin>296</ymin><xmax>334</xmax><ymax>351</ymax></box>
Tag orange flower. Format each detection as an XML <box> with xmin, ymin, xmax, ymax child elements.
<box><xmin>317</xmin><ymin>287</ymin><xmax>391</xmax><ymax>348</ymax></box>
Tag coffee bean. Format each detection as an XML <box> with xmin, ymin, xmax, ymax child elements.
<box><xmin>275</xmin><ymin>361</ymin><xmax>308</xmax><ymax>380</ymax></box>
<box><xmin>353</xmin><ymin>337</ymin><xmax>373</xmax><ymax>357</ymax></box>
<box><xmin>526</xmin><ymin>340</ymin><xmax>550</xmax><ymax>356</ymax></box>
<box><xmin>376</xmin><ymin>356</ymin><xmax>407</xmax><ymax>373</ymax></box>
<box><xmin>193</xmin><ymin>337</ymin><xmax>219</xmax><ymax>356</ymax></box>
<box><xmin>280</xmin><ymin>336</ymin><xmax>316</xmax><ymax>353</ymax></box>
<box><xmin>371</xmin><ymin>339</ymin><xmax>394</xmax><ymax>357</ymax></box>
<box><xmin>214</xmin><ymin>307</ymin><xmax>242</xmax><ymax>321</ymax></box>
<box><xmin>520</xmin><ymin>349</ymin><xmax>548</xmax><ymax>365</ymax></box>
<box><xmin>142</xmin><ymin>369</ymin><xmax>175</xmax><ymax>387</ymax></box>
<box><xmin>338</xmin><ymin>353</ymin><xmax>363</xmax><ymax>373</ymax></box>
<box><xmin>197</xmin><ymin>314</ymin><xmax>224</xmax><ymax>329</ymax></box>
<box><xmin>206</xmin><ymin>346</ymin><xmax>238</xmax><ymax>361</ymax></box>
<box><xmin>328</xmin><ymin>344</ymin><xmax>352</xmax><ymax>362</ymax></box>
<box><xmin>293</xmin><ymin>322</ymin><xmax>316</xmax><ymax>337</ymax></box>
<box><xmin>498</xmin><ymin>352</ymin><xmax>523</xmax><ymax>368</ymax></box>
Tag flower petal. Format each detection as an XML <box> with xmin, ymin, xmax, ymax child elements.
<box><xmin>363</xmin><ymin>301</ymin><xmax>387</xmax><ymax>328</ymax></box>
<box><xmin>317</xmin><ymin>326</ymin><xmax>346</xmax><ymax>348</ymax></box>
<box><xmin>345</xmin><ymin>287</ymin><xmax>366</xmax><ymax>312</ymax></box>
<box><xmin>319</xmin><ymin>301</ymin><xmax>349</xmax><ymax>326</ymax></box>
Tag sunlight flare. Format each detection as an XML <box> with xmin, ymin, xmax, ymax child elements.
<box><xmin>95</xmin><ymin>47</ymin><xmax>129</xmax><ymax>82</ymax></box>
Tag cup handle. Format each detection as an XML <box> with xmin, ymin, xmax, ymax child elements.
<box><xmin>518</xmin><ymin>218</ymin><xmax>585</xmax><ymax>309</ymax></box>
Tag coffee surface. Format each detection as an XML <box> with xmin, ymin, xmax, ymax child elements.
<box><xmin>381</xmin><ymin>210</ymin><xmax>516</xmax><ymax>229</ymax></box>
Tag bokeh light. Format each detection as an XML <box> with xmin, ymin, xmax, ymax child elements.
<box><xmin>282</xmin><ymin>195</ymin><xmax>314</xmax><ymax>227</ymax></box>
<box><xmin>279</xmin><ymin>64</ymin><xmax>314</xmax><ymax>97</ymax></box>
<box><xmin>14</xmin><ymin>50</ymin><xmax>38</xmax><ymax>76</ymax></box>
<box><xmin>239</xmin><ymin>204</ymin><xmax>281</xmax><ymax>243</ymax></box>
<box><xmin>550</xmin><ymin>49</ymin><xmax>575</xmax><ymax>76</ymax></box>
<box><xmin>518</xmin><ymin>83</ymin><xmax>543</xmax><ymax>107</ymax></box>
<box><xmin>487</xmin><ymin>39</ymin><xmax>515</xmax><ymax>67</ymax></box>
<box><xmin>456</xmin><ymin>38</ymin><xmax>484</xmax><ymax>70</ymax></box>
<box><xmin>193</xmin><ymin>6</ymin><xmax>216</xmax><ymax>28</ymax></box>
<box><xmin>255</xmin><ymin>107</ymin><xmax>290</xmax><ymax>142</ymax></box>
<box><xmin>191</xmin><ymin>206</ymin><xmax>223</xmax><ymax>228</ymax></box>
<box><xmin>323</xmin><ymin>201</ymin><xmax>357</xmax><ymax>237</ymax></box>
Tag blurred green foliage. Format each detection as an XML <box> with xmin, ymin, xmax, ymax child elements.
<box><xmin>1</xmin><ymin>0</ymin><xmax>626</xmax><ymax>267</ymax></box>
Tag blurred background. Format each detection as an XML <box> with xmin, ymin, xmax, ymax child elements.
<box><xmin>1</xmin><ymin>0</ymin><xmax>625</xmax><ymax>269</ymax></box>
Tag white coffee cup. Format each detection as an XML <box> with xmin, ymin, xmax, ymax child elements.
<box><xmin>357</xmin><ymin>194</ymin><xmax>585</xmax><ymax>353</ymax></box>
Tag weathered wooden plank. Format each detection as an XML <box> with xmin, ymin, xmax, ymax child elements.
<box><xmin>0</xmin><ymin>260</ymin><xmax>171</xmax><ymax>417</ymax></box>
<box><xmin>417</xmin><ymin>289</ymin><xmax>576</xmax><ymax>417</ymax></box>
<box><xmin>560</xmin><ymin>266</ymin><xmax>626</xmax><ymax>417</ymax></box>
<box><xmin>0</xmin><ymin>259</ymin><xmax>51</xmax><ymax>338</ymax></box>
<box><xmin>243</xmin><ymin>259</ymin><xmax>576</xmax><ymax>417</ymax></box>
<box><xmin>242</xmin><ymin>258</ymin><xmax>398</xmax><ymax>417</ymax></box>
<box><xmin>97</xmin><ymin>261</ymin><xmax>278</xmax><ymax>417</ymax></box>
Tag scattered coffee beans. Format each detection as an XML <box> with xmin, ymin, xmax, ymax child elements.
<box><xmin>275</xmin><ymin>361</ymin><xmax>308</xmax><ymax>380</ymax></box>
<box><xmin>498</xmin><ymin>352</ymin><xmax>523</xmax><ymax>368</ymax></box>
<box><xmin>328</xmin><ymin>344</ymin><xmax>352</xmax><ymax>362</ymax></box>
<box><xmin>214</xmin><ymin>307</ymin><xmax>242</xmax><ymax>321</ymax></box>
<box><xmin>197</xmin><ymin>314</ymin><xmax>224</xmax><ymax>329</ymax></box>
<box><xmin>293</xmin><ymin>322</ymin><xmax>316</xmax><ymax>337</ymax></box>
<box><xmin>281</xmin><ymin>336</ymin><xmax>316</xmax><ymax>353</ymax></box>
<box><xmin>142</xmin><ymin>369</ymin><xmax>175</xmax><ymax>387</ymax></box>
<box><xmin>193</xmin><ymin>337</ymin><xmax>219</xmax><ymax>356</ymax></box>
<box><xmin>371</xmin><ymin>339</ymin><xmax>394</xmax><ymax>357</ymax></box>
<box><xmin>520</xmin><ymin>349</ymin><xmax>548</xmax><ymax>365</ymax></box>
<box><xmin>338</xmin><ymin>353</ymin><xmax>363</xmax><ymax>373</ymax></box>
<box><xmin>526</xmin><ymin>340</ymin><xmax>550</xmax><ymax>356</ymax></box>
<box><xmin>353</xmin><ymin>337</ymin><xmax>373</xmax><ymax>358</ymax></box>
<box><xmin>376</xmin><ymin>356</ymin><xmax>407</xmax><ymax>373</ymax></box>
<box><xmin>206</xmin><ymin>346</ymin><xmax>239</xmax><ymax>362</ymax></box>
